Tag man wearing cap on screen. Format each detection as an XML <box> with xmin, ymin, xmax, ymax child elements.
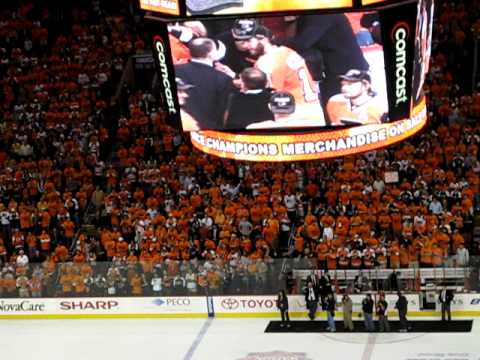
<box><xmin>246</xmin><ymin>91</ymin><xmax>294</xmax><ymax>129</ymax></box>
<box><xmin>245</xmin><ymin>25</ymin><xmax>325</xmax><ymax>126</ymax></box>
<box><xmin>326</xmin><ymin>69</ymin><xmax>388</xmax><ymax>126</ymax></box>
<box><xmin>175</xmin><ymin>37</ymin><xmax>234</xmax><ymax>130</ymax></box>
<box><xmin>247</xmin><ymin>91</ymin><xmax>322</xmax><ymax>129</ymax></box>
<box><xmin>176</xmin><ymin>78</ymin><xmax>199</xmax><ymax>131</ymax></box>
<box><xmin>214</xmin><ymin>19</ymin><xmax>259</xmax><ymax>75</ymax></box>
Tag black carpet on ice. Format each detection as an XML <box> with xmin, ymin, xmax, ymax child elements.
<box><xmin>265</xmin><ymin>320</ymin><xmax>473</xmax><ymax>333</ymax></box>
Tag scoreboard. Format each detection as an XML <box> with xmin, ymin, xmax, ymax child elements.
<box><xmin>143</xmin><ymin>0</ymin><xmax>434</xmax><ymax>161</ymax></box>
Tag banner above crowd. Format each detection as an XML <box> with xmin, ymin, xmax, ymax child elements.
<box><xmin>189</xmin><ymin>97</ymin><xmax>427</xmax><ymax>161</ymax></box>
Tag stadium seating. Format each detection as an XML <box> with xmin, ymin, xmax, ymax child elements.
<box><xmin>0</xmin><ymin>0</ymin><xmax>478</xmax><ymax>298</ymax></box>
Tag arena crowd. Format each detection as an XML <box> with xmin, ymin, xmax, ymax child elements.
<box><xmin>0</xmin><ymin>0</ymin><xmax>478</xmax><ymax>297</ymax></box>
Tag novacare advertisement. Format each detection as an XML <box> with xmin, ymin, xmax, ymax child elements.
<box><xmin>0</xmin><ymin>299</ymin><xmax>47</xmax><ymax>314</ymax></box>
<box><xmin>0</xmin><ymin>297</ymin><xmax>207</xmax><ymax>318</ymax></box>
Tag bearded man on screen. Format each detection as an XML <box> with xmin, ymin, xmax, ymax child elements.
<box><xmin>245</xmin><ymin>25</ymin><xmax>325</xmax><ymax>126</ymax></box>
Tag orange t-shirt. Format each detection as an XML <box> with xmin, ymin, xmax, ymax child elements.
<box><xmin>255</xmin><ymin>46</ymin><xmax>319</xmax><ymax>107</ymax></box>
<box><xmin>169</xmin><ymin>34</ymin><xmax>191</xmax><ymax>65</ymax></box>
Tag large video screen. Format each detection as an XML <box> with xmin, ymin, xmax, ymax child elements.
<box><xmin>168</xmin><ymin>12</ymin><xmax>389</xmax><ymax>131</ymax></box>
<box><xmin>185</xmin><ymin>0</ymin><xmax>353</xmax><ymax>15</ymax></box>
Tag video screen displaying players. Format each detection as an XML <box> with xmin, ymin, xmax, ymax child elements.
<box><xmin>186</xmin><ymin>0</ymin><xmax>353</xmax><ymax>16</ymax></box>
<box><xmin>168</xmin><ymin>12</ymin><xmax>389</xmax><ymax>131</ymax></box>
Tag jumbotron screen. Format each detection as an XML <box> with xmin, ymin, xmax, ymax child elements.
<box><xmin>148</xmin><ymin>0</ymin><xmax>431</xmax><ymax>161</ymax></box>
<box><xmin>168</xmin><ymin>12</ymin><xmax>388</xmax><ymax>132</ymax></box>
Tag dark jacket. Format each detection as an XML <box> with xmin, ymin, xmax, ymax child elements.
<box><xmin>305</xmin><ymin>287</ymin><xmax>319</xmax><ymax>303</ymax></box>
<box><xmin>388</xmin><ymin>272</ymin><xmax>399</xmax><ymax>291</ymax></box>
<box><xmin>439</xmin><ymin>290</ymin><xmax>454</xmax><ymax>304</ymax></box>
<box><xmin>224</xmin><ymin>89</ymin><xmax>274</xmax><ymax>130</ymax></box>
<box><xmin>319</xmin><ymin>274</ymin><xmax>332</xmax><ymax>296</ymax></box>
<box><xmin>362</xmin><ymin>297</ymin><xmax>374</xmax><ymax>314</ymax></box>
<box><xmin>277</xmin><ymin>294</ymin><xmax>289</xmax><ymax>311</ymax></box>
<box><xmin>285</xmin><ymin>14</ymin><xmax>369</xmax><ymax>78</ymax></box>
<box><xmin>306</xmin><ymin>274</ymin><xmax>320</xmax><ymax>291</ymax></box>
<box><xmin>326</xmin><ymin>296</ymin><xmax>336</xmax><ymax>315</ymax></box>
<box><xmin>175</xmin><ymin>61</ymin><xmax>234</xmax><ymax>129</ymax></box>
<box><xmin>395</xmin><ymin>295</ymin><xmax>408</xmax><ymax>314</ymax></box>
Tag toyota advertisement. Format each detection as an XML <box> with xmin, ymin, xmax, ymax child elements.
<box><xmin>214</xmin><ymin>296</ymin><xmax>278</xmax><ymax>315</ymax></box>
<box><xmin>2</xmin><ymin>294</ymin><xmax>480</xmax><ymax>318</ymax></box>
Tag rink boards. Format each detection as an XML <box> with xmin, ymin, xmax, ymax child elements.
<box><xmin>1</xmin><ymin>293</ymin><xmax>480</xmax><ymax>319</ymax></box>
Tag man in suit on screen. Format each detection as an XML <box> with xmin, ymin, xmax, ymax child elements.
<box><xmin>175</xmin><ymin>37</ymin><xmax>234</xmax><ymax>130</ymax></box>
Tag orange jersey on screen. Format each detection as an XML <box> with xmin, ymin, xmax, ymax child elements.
<box><xmin>327</xmin><ymin>94</ymin><xmax>387</xmax><ymax>125</ymax></box>
<box><xmin>169</xmin><ymin>34</ymin><xmax>191</xmax><ymax>65</ymax></box>
<box><xmin>255</xmin><ymin>46</ymin><xmax>320</xmax><ymax>107</ymax></box>
<box><xmin>181</xmin><ymin>109</ymin><xmax>199</xmax><ymax>131</ymax></box>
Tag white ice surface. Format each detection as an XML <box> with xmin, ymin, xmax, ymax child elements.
<box><xmin>0</xmin><ymin>317</ymin><xmax>479</xmax><ymax>360</ymax></box>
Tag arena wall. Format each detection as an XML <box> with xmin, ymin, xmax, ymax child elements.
<box><xmin>0</xmin><ymin>294</ymin><xmax>479</xmax><ymax>319</ymax></box>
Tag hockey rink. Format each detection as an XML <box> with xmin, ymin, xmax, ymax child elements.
<box><xmin>1</xmin><ymin>317</ymin><xmax>479</xmax><ymax>360</ymax></box>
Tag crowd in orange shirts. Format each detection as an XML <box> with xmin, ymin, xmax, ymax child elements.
<box><xmin>0</xmin><ymin>0</ymin><xmax>478</xmax><ymax>297</ymax></box>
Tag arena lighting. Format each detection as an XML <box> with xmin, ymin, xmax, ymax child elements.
<box><xmin>147</xmin><ymin>0</ymin><xmax>433</xmax><ymax>161</ymax></box>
